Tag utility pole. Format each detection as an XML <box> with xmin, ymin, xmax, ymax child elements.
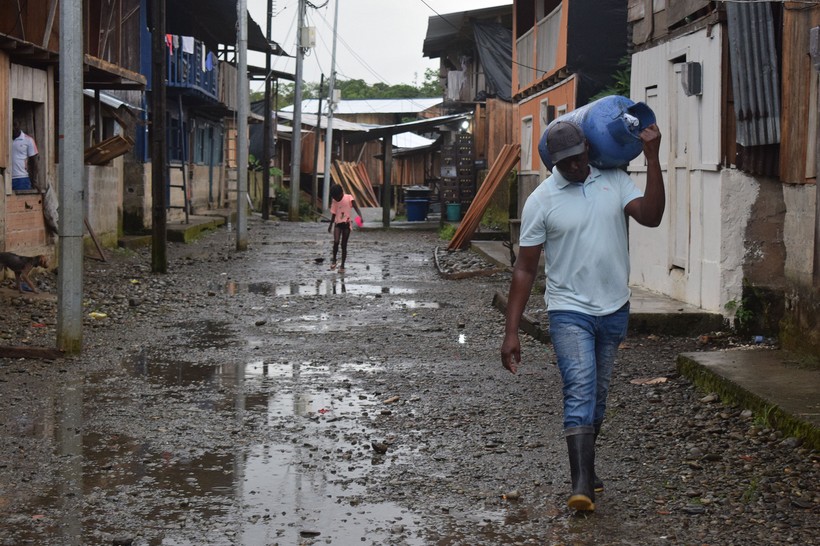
<box><xmin>150</xmin><ymin>0</ymin><xmax>167</xmax><ymax>274</ymax></box>
<box><xmin>323</xmin><ymin>0</ymin><xmax>340</xmax><ymax>212</ymax></box>
<box><xmin>261</xmin><ymin>0</ymin><xmax>273</xmax><ymax>220</ymax></box>
<box><xmin>811</xmin><ymin>26</ymin><xmax>820</xmax><ymax>286</ymax></box>
<box><xmin>57</xmin><ymin>0</ymin><xmax>85</xmax><ymax>353</ymax></box>
<box><xmin>290</xmin><ymin>0</ymin><xmax>306</xmax><ymax>221</ymax></box>
<box><xmin>312</xmin><ymin>74</ymin><xmax>324</xmax><ymax>212</ymax></box>
<box><xmin>237</xmin><ymin>0</ymin><xmax>249</xmax><ymax>250</ymax></box>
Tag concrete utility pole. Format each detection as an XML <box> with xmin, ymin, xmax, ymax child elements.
<box><xmin>323</xmin><ymin>0</ymin><xmax>340</xmax><ymax>212</ymax></box>
<box><xmin>56</xmin><ymin>0</ymin><xmax>84</xmax><ymax>353</ymax></box>
<box><xmin>150</xmin><ymin>0</ymin><xmax>168</xmax><ymax>274</ymax></box>
<box><xmin>237</xmin><ymin>0</ymin><xmax>249</xmax><ymax>250</ymax></box>
<box><xmin>811</xmin><ymin>26</ymin><xmax>820</xmax><ymax>286</ymax></box>
<box><xmin>290</xmin><ymin>0</ymin><xmax>306</xmax><ymax>221</ymax></box>
<box><xmin>262</xmin><ymin>0</ymin><xmax>273</xmax><ymax>220</ymax></box>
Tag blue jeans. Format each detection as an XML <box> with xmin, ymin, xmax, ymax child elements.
<box><xmin>549</xmin><ymin>302</ymin><xmax>630</xmax><ymax>431</ymax></box>
<box><xmin>12</xmin><ymin>176</ymin><xmax>32</xmax><ymax>191</ymax></box>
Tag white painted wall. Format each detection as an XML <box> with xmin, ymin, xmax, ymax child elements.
<box><xmin>628</xmin><ymin>24</ymin><xmax>747</xmax><ymax>313</ymax></box>
<box><xmin>782</xmin><ymin>183</ymin><xmax>817</xmax><ymax>284</ymax></box>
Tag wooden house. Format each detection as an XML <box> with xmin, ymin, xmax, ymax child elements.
<box><xmin>422</xmin><ymin>2</ymin><xmax>516</xmax><ymax>200</ymax></box>
<box><xmin>0</xmin><ymin>0</ymin><xmax>145</xmax><ymax>256</ymax></box>
<box><xmin>280</xmin><ymin>98</ymin><xmax>445</xmax><ymax>205</ymax></box>
<box><xmin>511</xmin><ymin>0</ymin><xmax>630</xmax><ymax>206</ymax></box>
<box><xmin>116</xmin><ymin>0</ymin><xmax>281</xmax><ymax>232</ymax></box>
<box><xmin>627</xmin><ymin>1</ymin><xmax>820</xmax><ymax>352</ymax></box>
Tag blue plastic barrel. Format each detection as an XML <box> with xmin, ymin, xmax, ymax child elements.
<box><xmin>405</xmin><ymin>199</ymin><xmax>428</xmax><ymax>222</ymax></box>
<box><xmin>538</xmin><ymin>95</ymin><xmax>656</xmax><ymax>170</ymax></box>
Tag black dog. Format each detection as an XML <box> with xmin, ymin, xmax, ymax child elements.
<box><xmin>0</xmin><ymin>252</ymin><xmax>48</xmax><ymax>293</ymax></box>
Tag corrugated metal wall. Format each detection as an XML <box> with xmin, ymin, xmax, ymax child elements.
<box><xmin>725</xmin><ymin>0</ymin><xmax>781</xmax><ymax>147</ymax></box>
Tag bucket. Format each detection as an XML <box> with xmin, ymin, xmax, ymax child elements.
<box><xmin>538</xmin><ymin>95</ymin><xmax>656</xmax><ymax>169</ymax></box>
<box><xmin>446</xmin><ymin>203</ymin><xmax>461</xmax><ymax>222</ymax></box>
<box><xmin>405</xmin><ymin>199</ymin><xmax>428</xmax><ymax>222</ymax></box>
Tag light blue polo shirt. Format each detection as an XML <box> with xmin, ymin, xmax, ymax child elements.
<box><xmin>518</xmin><ymin>165</ymin><xmax>642</xmax><ymax>315</ymax></box>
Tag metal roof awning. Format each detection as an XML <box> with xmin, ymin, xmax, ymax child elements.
<box><xmin>345</xmin><ymin>113</ymin><xmax>471</xmax><ymax>144</ymax></box>
<box><xmin>276</xmin><ymin>111</ymin><xmax>370</xmax><ymax>132</ymax></box>
<box><xmin>83</xmin><ymin>89</ymin><xmax>143</xmax><ymax>112</ymax></box>
<box><xmin>248</xmin><ymin>64</ymin><xmax>296</xmax><ymax>83</ymax></box>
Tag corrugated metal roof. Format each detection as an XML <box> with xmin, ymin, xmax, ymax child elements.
<box><xmin>283</xmin><ymin>98</ymin><xmax>442</xmax><ymax>115</ymax></box>
<box><xmin>83</xmin><ymin>89</ymin><xmax>142</xmax><ymax>111</ymax></box>
<box><xmin>725</xmin><ymin>1</ymin><xmax>781</xmax><ymax>146</ymax></box>
<box><xmin>275</xmin><ymin>111</ymin><xmax>370</xmax><ymax>132</ymax></box>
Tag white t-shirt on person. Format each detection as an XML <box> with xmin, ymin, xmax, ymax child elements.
<box><xmin>518</xmin><ymin>165</ymin><xmax>642</xmax><ymax>316</ymax></box>
<box><xmin>12</xmin><ymin>131</ymin><xmax>38</xmax><ymax>179</ymax></box>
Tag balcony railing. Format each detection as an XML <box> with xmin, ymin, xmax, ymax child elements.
<box><xmin>536</xmin><ymin>5</ymin><xmax>561</xmax><ymax>78</ymax></box>
<box><xmin>167</xmin><ymin>38</ymin><xmax>218</xmax><ymax>99</ymax></box>
<box><xmin>516</xmin><ymin>4</ymin><xmax>562</xmax><ymax>90</ymax></box>
<box><xmin>518</xmin><ymin>28</ymin><xmax>535</xmax><ymax>89</ymax></box>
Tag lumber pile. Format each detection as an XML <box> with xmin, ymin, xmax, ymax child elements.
<box><xmin>447</xmin><ymin>144</ymin><xmax>520</xmax><ymax>251</ymax></box>
<box><xmin>330</xmin><ymin>160</ymin><xmax>380</xmax><ymax>207</ymax></box>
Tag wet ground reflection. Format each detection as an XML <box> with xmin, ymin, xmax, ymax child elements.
<box><xmin>5</xmin><ymin>348</ymin><xmax>426</xmax><ymax>545</ymax></box>
<box><xmin>222</xmin><ymin>279</ymin><xmax>417</xmax><ymax>297</ymax></box>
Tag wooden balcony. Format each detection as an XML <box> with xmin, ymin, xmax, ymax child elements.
<box><xmin>167</xmin><ymin>38</ymin><xmax>218</xmax><ymax>100</ymax></box>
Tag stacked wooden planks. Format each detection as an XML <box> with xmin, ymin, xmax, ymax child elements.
<box><xmin>330</xmin><ymin>160</ymin><xmax>380</xmax><ymax>207</ymax></box>
<box><xmin>447</xmin><ymin>143</ymin><xmax>521</xmax><ymax>251</ymax></box>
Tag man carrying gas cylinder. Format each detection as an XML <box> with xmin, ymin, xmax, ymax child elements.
<box><xmin>500</xmin><ymin>117</ymin><xmax>665</xmax><ymax>512</ymax></box>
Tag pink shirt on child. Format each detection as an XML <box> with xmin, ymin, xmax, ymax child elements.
<box><xmin>330</xmin><ymin>194</ymin><xmax>355</xmax><ymax>225</ymax></box>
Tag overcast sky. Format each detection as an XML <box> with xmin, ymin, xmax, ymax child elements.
<box><xmin>246</xmin><ymin>0</ymin><xmax>511</xmax><ymax>90</ymax></box>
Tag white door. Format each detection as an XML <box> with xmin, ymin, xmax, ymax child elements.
<box><xmin>670</xmin><ymin>63</ymin><xmax>691</xmax><ymax>270</ymax></box>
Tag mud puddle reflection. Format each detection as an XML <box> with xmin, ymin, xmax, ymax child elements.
<box><xmin>4</xmin><ymin>351</ymin><xmax>424</xmax><ymax>545</ymax></box>
<box><xmin>220</xmin><ymin>279</ymin><xmax>417</xmax><ymax>297</ymax></box>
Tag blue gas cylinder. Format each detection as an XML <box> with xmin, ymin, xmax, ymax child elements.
<box><xmin>538</xmin><ymin>95</ymin><xmax>656</xmax><ymax>170</ymax></box>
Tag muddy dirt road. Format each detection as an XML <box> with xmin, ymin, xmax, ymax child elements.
<box><xmin>1</xmin><ymin>219</ymin><xmax>817</xmax><ymax>545</ymax></box>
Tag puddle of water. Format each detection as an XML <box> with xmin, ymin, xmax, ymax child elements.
<box><xmin>5</xmin><ymin>354</ymin><xmax>424</xmax><ymax>545</ymax></box>
<box><xmin>392</xmin><ymin>299</ymin><xmax>440</xmax><ymax>309</ymax></box>
<box><xmin>235</xmin><ymin>441</ymin><xmax>425</xmax><ymax>545</ymax></box>
<box><xmin>220</xmin><ymin>280</ymin><xmax>417</xmax><ymax>297</ymax></box>
<box><xmin>170</xmin><ymin>319</ymin><xmax>238</xmax><ymax>350</ymax></box>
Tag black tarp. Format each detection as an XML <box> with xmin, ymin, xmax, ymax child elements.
<box><xmin>566</xmin><ymin>0</ymin><xmax>628</xmax><ymax>105</ymax></box>
<box><xmin>162</xmin><ymin>0</ymin><xmax>286</xmax><ymax>55</ymax></box>
<box><xmin>473</xmin><ymin>22</ymin><xmax>512</xmax><ymax>102</ymax></box>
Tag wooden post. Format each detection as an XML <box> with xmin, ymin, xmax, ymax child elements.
<box><xmin>382</xmin><ymin>137</ymin><xmax>392</xmax><ymax>227</ymax></box>
<box><xmin>150</xmin><ymin>0</ymin><xmax>168</xmax><ymax>273</ymax></box>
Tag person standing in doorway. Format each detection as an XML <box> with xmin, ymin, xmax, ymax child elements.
<box><xmin>327</xmin><ymin>183</ymin><xmax>363</xmax><ymax>274</ymax></box>
<box><xmin>500</xmin><ymin>119</ymin><xmax>665</xmax><ymax>512</ymax></box>
<box><xmin>11</xmin><ymin>121</ymin><xmax>39</xmax><ymax>191</ymax></box>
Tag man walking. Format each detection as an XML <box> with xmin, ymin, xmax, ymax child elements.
<box><xmin>500</xmin><ymin>119</ymin><xmax>665</xmax><ymax>511</ymax></box>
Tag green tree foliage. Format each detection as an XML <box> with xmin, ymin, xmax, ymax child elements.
<box><xmin>253</xmin><ymin>68</ymin><xmax>442</xmax><ymax>109</ymax></box>
<box><xmin>589</xmin><ymin>55</ymin><xmax>632</xmax><ymax>102</ymax></box>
